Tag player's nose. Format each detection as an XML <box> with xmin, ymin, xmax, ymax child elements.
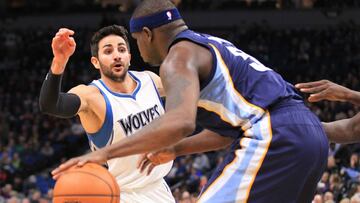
<box><xmin>113</xmin><ymin>51</ymin><xmax>122</xmax><ymax>61</ymax></box>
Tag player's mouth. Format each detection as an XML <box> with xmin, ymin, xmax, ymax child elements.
<box><xmin>112</xmin><ymin>63</ymin><xmax>124</xmax><ymax>71</ymax></box>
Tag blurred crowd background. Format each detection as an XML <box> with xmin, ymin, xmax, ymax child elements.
<box><xmin>1</xmin><ymin>0</ymin><xmax>360</xmax><ymax>203</ymax></box>
<box><xmin>1</xmin><ymin>0</ymin><xmax>360</xmax><ymax>14</ymax></box>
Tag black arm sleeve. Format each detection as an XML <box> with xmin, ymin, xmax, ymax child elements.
<box><xmin>39</xmin><ymin>70</ymin><xmax>81</xmax><ymax>118</ymax></box>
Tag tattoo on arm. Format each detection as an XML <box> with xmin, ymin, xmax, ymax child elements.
<box><xmin>164</xmin><ymin>72</ymin><xmax>191</xmax><ymax>110</ymax></box>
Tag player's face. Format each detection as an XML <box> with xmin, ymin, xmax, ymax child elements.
<box><xmin>131</xmin><ymin>32</ymin><xmax>161</xmax><ymax>66</ymax></box>
<box><xmin>93</xmin><ymin>35</ymin><xmax>131</xmax><ymax>82</ymax></box>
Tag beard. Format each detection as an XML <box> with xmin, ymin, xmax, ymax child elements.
<box><xmin>99</xmin><ymin>61</ymin><xmax>128</xmax><ymax>82</ymax></box>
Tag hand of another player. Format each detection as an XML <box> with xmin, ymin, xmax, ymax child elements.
<box><xmin>295</xmin><ymin>80</ymin><xmax>351</xmax><ymax>102</ymax></box>
<box><xmin>51</xmin><ymin>28</ymin><xmax>76</xmax><ymax>71</ymax></box>
<box><xmin>51</xmin><ymin>150</ymin><xmax>108</xmax><ymax>180</ymax></box>
<box><xmin>137</xmin><ymin>147</ymin><xmax>176</xmax><ymax>175</ymax></box>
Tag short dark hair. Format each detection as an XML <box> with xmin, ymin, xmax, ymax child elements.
<box><xmin>90</xmin><ymin>25</ymin><xmax>130</xmax><ymax>57</ymax></box>
<box><xmin>132</xmin><ymin>0</ymin><xmax>175</xmax><ymax>19</ymax></box>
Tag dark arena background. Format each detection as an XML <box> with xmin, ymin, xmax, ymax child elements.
<box><xmin>0</xmin><ymin>0</ymin><xmax>360</xmax><ymax>202</ymax></box>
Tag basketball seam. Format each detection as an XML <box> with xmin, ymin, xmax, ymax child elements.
<box><xmin>54</xmin><ymin>170</ymin><xmax>116</xmax><ymax>203</ymax></box>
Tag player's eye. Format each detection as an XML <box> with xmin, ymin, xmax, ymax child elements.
<box><xmin>119</xmin><ymin>47</ymin><xmax>126</xmax><ymax>53</ymax></box>
<box><xmin>104</xmin><ymin>49</ymin><xmax>112</xmax><ymax>55</ymax></box>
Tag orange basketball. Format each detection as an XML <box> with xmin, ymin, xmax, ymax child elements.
<box><xmin>53</xmin><ymin>163</ymin><xmax>120</xmax><ymax>203</ymax></box>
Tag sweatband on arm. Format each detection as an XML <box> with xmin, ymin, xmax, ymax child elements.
<box><xmin>39</xmin><ymin>70</ymin><xmax>81</xmax><ymax>118</ymax></box>
<box><xmin>129</xmin><ymin>8</ymin><xmax>182</xmax><ymax>33</ymax></box>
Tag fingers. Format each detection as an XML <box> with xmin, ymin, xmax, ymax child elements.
<box><xmin>295</xmin><ymin>80</ymin><xmax>328</xmax><ymax>89</ymax></box>
<box><xmin>147</xmin><ymin>164</ymin><xmax>156</xmax><ymax>176</ymax></box>
<box><xmin>137</xmin><ymin>153</ymin><xmax>159</xmax><ymax>174</ymax></box>
<box><xmin>77</xmin><ymin>159</ymin><xmax>88</xmax><ymax>167</ymax></box>
<box><xmin>52</xmin><ymin>173</ymin><xmax>62</xmax><ymax>180</ymax></box>
<box><xmin>51</xmin><ymin>158</ymin><xmax>79</xmax><ymax>179</ymax></box>
<box><xmin>308</xmin><ymin>92</ymin><xmax>326</xmax><ymax>102</ymax></box>
<box><xmin>137</xmin><ymin>154</ymin><xmax>148</xmax><ymax>173</ymax></box>
<box><xmin>56</xmin><ymin>28</ymin><xmax>75</xmax><ymax>37</ymax></box>
<box><xmin>139</xmin><ymin>158</ymin><xmax>152</xmax><ymax>173</ymax></box>
<box><xmin>68</xmin><ymin>37</ymin><xmax>76</xmax><ymax>47</ymax></box>
<box><xmin>52</xmin><ymin>37</ymin><xmax>76</xmax><ymax>48</ymax></box>
<box><xmin>147</xmin><ymin>153</ymin><xmax>159</xmax><ymax>164</ymax></box>
<box><xmin>137</xmin><ymin>154</ymin><xmax>147</xmax><ymax>169</ymax></box>
<box><xmin>298</xmin><ymin>84</ymin><xmax>328</xmax><ymax>94</ymax></box>
<box><xmin>53</xmin><ymin>28</ymin><xmax>75</xmax><ymax>44</ymax></box>
<box><xmin>295</xmin><ymin>80</ymin><xmax>337</xmax><ymax>102</ymax></box>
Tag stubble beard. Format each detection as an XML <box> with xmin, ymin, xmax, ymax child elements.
<box><xmin>100</xmin><ymin>62</ymin><xmax>128</xmax><ymax>82</ymax></box>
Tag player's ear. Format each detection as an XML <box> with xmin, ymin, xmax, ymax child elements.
<box><xmin>91</xmin><ymin>56</ymin><xmax>100</xmax><ymax>70</ymax></box>
<box><xmin>142</xmin><ymin>27</ymin><xmax>153</xmax><ymax>42</ymax></box>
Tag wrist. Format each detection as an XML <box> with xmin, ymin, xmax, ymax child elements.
<box><xmin>346</xmin><ymin>89</ymin><xmax>360</xmax><ymax>105</ymax></box>
<box><xmin>173</xmin><ymin>144</ymin><xmax>182</xmax><ymax>157</ymax></box>
<box><xmin>51</xmin><ymin>57</ymin><xmax>68</xmax><ymax>74</ymax></box>
<box><xmin>103</xmin><ymin>147</ymin><xmax>111</xmax><ymax>161</ymax></box>
<box><xmin>46</xmin><ymin>70</ymin><xmax>63</xmax><ymax>81</ymax></box>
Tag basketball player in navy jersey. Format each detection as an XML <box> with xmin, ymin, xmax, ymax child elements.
<box><xmin>52</xmin><ymin>1</ymin><xmax>329</xmax><ymax>202</ymax></box>
<box><xmin>39</xmin><ymin>25</ymin><xmax>175</xmax><ymax>203</ymax></box>
<box><xmin>296</xmin><ymin>80</ymin><xmax>360</xmax><ymax>144</ymax></box>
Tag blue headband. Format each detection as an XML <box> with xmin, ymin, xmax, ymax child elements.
<box><xmin>129</xmin><ymin>8</ymin><xmax>182</xmax><ymax>33</ymax></box>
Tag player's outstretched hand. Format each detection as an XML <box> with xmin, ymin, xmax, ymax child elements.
<box><xmin>137</xmin><ymin>148</ymin><xmax>176</xmax><ymax>175</ymax></box>
<box><xmin>51</xmin><ymin>150</ymin><xmax>108</xmax><ymax>180</ymax></box>
<box><xmin>51</xmin><ymin>28</ymin><xmax>76</xmax><ymax>73</ymax></box>
<box><xmin>295</xmin><ymin>80</ymin><xmax>351</xmax><ymax>103</ymax></box>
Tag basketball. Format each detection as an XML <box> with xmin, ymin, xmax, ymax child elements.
<box><xmin>53</xmin><ymin>163</ymin><xmax>120</xmax><ymax>203</ymax></box>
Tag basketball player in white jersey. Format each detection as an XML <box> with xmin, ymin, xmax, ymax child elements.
<box><xmin>39</xmin><ymin>25</ymin><xmax>175</xmax><ymax>203</ymax></box>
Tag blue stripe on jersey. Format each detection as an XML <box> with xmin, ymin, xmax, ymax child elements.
<box><xmin>198</xmin><ymin>113</ymin><xmax>272</xmax><ymax>203</ymax></box>
<box><xmin>205</xmin><ymin>140</ymin><xmax>259</xmax><ymax>203</ymax></box>
<box><xmin>87</xmin><ymin>82</ymin><xmax>114</xmax><ymax>148</ymax></box>
<box><xmin>199</xmin><ymin>62</ymin><xmax>251</xmax><ymax>123</ymax></box>
<box><xmin>97</xmin><ymin>71</ymin><xmax>142</xmax><ymax>100</ymax></box>
<box><xmin>148</xmin><ymin>75</ymin><xmax>165</xmax><ymax>108</ymax></box>
<box><xmin>201</xmin><ymin>123</ymin><xmax>263</xmax><ymax>202</ymax></box>
<box><xmin>198</xmin><ymin>44</ymin><xmax>265</xmax><ymax>133</ymax></box>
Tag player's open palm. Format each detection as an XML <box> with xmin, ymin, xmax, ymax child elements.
<box><xmin>295</xmin><ymin>80</ymin><xmax>350</xmax><ymax>102</ymax></box>
<box><xmin>137</xmin><ymin>147</ymin><xmax>176</xmax><ymax>175</ymax></box>
<box><xmin>52</xmin><ymin>28</ymin><xmax>76</xmax><ymax>62</ymax></box>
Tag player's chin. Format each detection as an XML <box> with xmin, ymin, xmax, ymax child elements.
<box><xmin>112</xmin><ymin>71</ymin><xmax>127</xmax><ymax>81</ymax></box>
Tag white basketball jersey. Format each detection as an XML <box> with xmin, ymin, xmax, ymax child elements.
<box><xmin>88</xmin><ymin>71</ymin><xmax>173</xmax><ymax>190</ymax></box>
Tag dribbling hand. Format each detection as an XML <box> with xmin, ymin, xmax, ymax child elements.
<box><xmin>51</xmin><ymin>149</ymin><xmax>108</xmax><ymax>180</ymax></box>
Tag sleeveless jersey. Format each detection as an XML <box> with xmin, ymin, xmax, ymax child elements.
<box><xmin>87</xmin><ymin>71</ymin><xmax>173</xmax><ymax>190</ymax></box>
<box><xmin>171</xmin><ymin>29</ymin><xmax>303</xmax><ymax>139</ymax></box>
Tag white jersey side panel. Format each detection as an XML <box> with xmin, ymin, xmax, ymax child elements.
<box><xmin>88</xmin><ymin>71</ymin><xmax>173</xmax><ymax>190</ymax></box>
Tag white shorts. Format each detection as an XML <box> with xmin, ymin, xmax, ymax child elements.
<box><xmin>120</xmin><ymin>179</ymin><xmax>175</xmax><ymax>203</ymax></box>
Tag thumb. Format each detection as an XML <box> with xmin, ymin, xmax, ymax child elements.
<box><xmin>147</xmin><ymin>153</ymin><xmax>153</xmax><ymax>159</ymax></box>
<box><xmin>77</xmin><ymin>159</ymin><xmax>87</xmax><ymax>167</ymax></box>
<box><xmin>68</xmin><ymin>37</ymin><xmax>76</xmax><ymax>47</ymax></box>
<box><xmin>308</xmin><ymin>94</ymin><xmax>322</xmax><ymax>102</ymax></box>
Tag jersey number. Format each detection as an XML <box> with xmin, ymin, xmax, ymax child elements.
<box><xmin>208</xmin><ymin>36</ymin><xmax>271</xmax><ymax>72</ymax></box>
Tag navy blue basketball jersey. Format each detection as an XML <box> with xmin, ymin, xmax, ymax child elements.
<box><xmin>172</xmin><ymin>29</ymin><xmax>302</xmax><ymax>139</ymax></box>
